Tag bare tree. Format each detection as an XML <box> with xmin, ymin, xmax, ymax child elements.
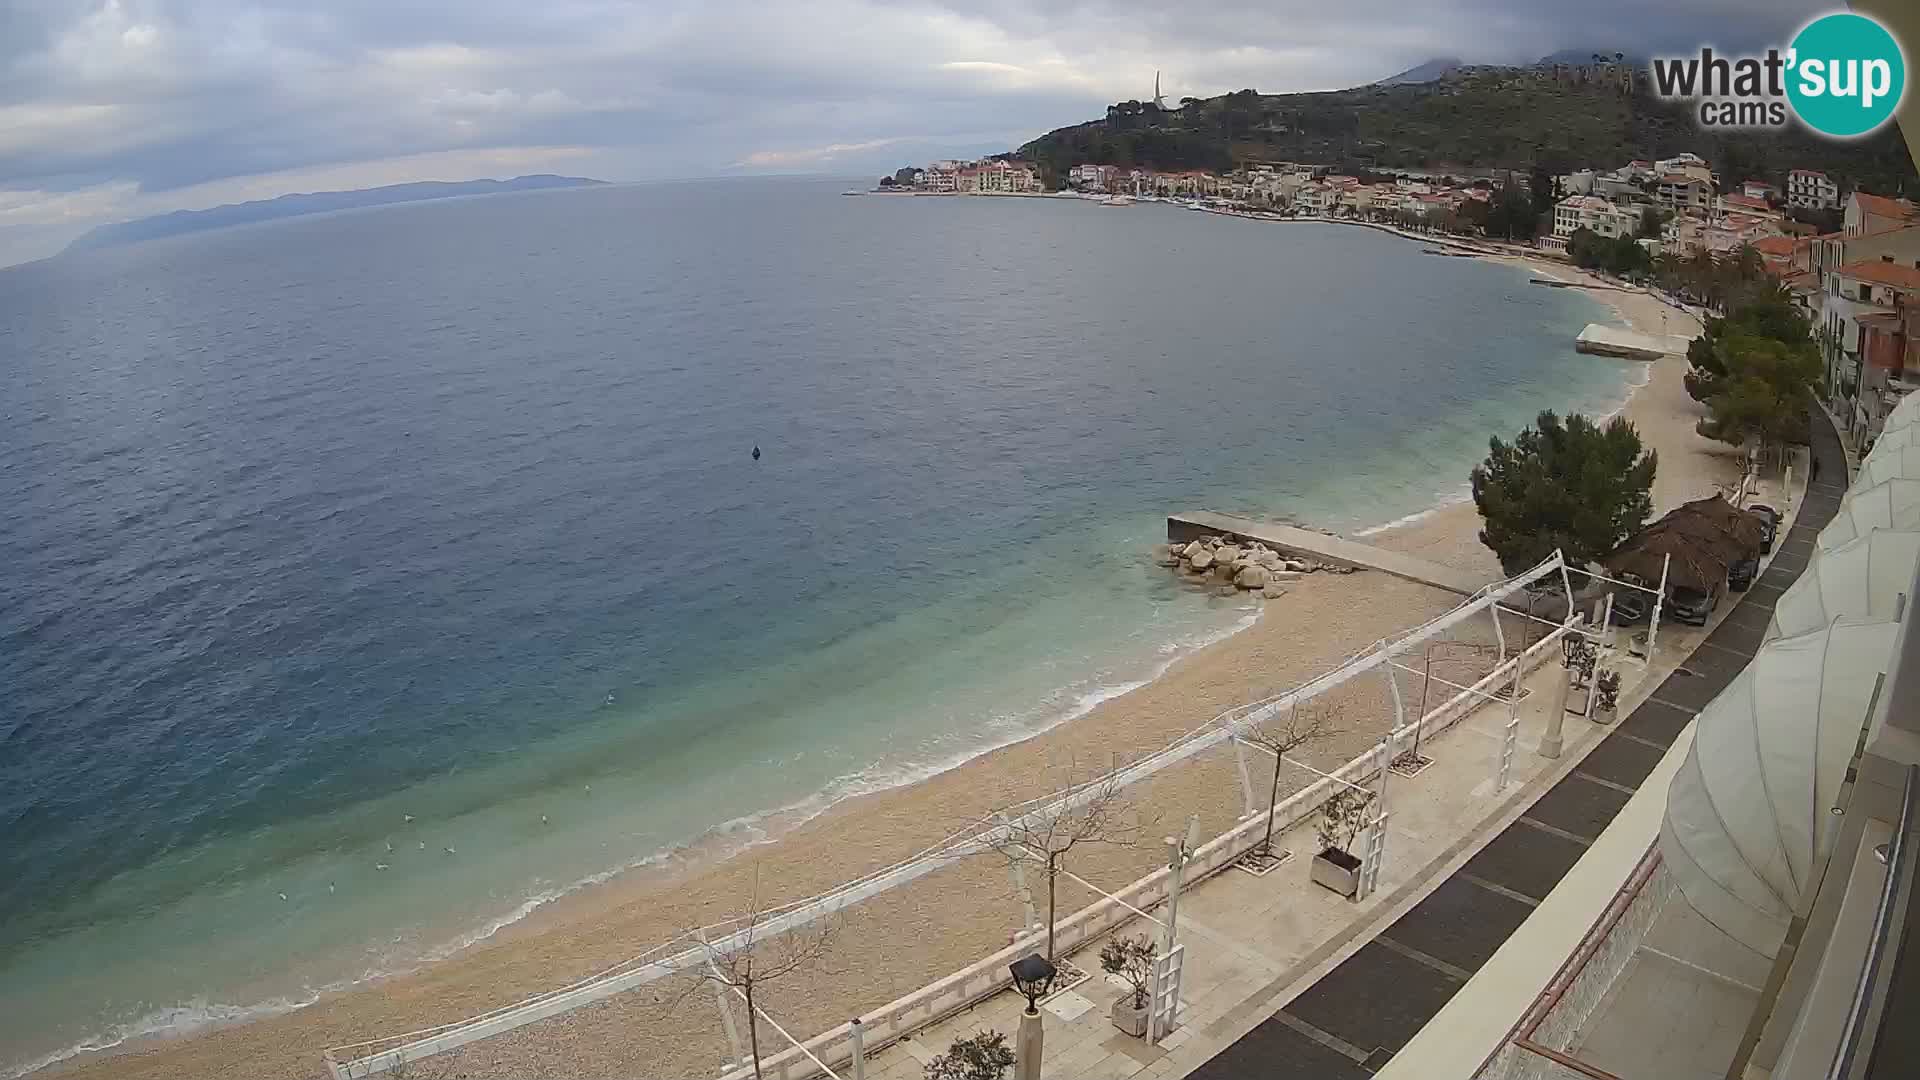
<box><xmin>1237</xmin><ymin>700</ymin><xmax>1342</xmax><ymax>861</ymax></box>
<box><xmin>974</xmin><ymin>763</ymin><xmax>1142</xmax><ymax>964</ymax></box>
<box><xmin>677</xmin><ymin>871</ymin><xmax>841</xmax><ymax>1080</ymax></box>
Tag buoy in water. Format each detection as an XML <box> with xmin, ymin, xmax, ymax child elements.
<box><xmin>752</xmin><ymin>445</ymin><xmax>761</xmax><ymax>461</ymax></box>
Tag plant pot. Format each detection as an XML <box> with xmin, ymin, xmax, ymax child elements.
<box><xmin>1310</xmin><ymin>847</ymin><xmax>1361</xmax><ymax>898</ymax></box>
<box><xmin>1592</xmin><ymin>702</ymin><xmax>1617</xmax><ymax>725</ymax></box>
<box><xmin>1111</xmin><ymin>994</ymin><xmax>1150</xmax><ymax>1037</ymax></box>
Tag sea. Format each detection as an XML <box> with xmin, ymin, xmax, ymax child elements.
<box><xmin>0</xmin><ymin>178</ymin><xmax>1630</xmax><ymax>1074</ymax></box>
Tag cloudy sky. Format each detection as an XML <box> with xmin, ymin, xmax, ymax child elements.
<box><xmin>0</xmin><ymin>0</ymin><xmax>1828</xmax><ymax>261</ymax></box>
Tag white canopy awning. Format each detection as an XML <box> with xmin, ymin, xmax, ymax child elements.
<box><xmin>1660</xmin><ymin>617</ymin><xmax>1899</xmax><ymax>956</ymax></box>
<box><xmin>1856</xmin><ymin>443</ymin><xmax>1920</xmax><ymax>487</ymax></box>
<box><xmin>1819</xmin><ymin>478</ymin><xmax>1920</xmax><ymax>550</ymax></box>
<box><xmin>1767</xmin><ymin>529</ymin><xmax>1920</xmax><ymax>640</ymax></box>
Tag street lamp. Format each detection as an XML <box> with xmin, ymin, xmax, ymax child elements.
<box><xmin>1008</xmin><ymin>953</ymin><xmax>1057</xmax><ymax>1080</ymax></box>
<box><xmin>1009</xmin><ymin>953</ymin><xmax>1057</xmax><ymax>1012</ymax></box>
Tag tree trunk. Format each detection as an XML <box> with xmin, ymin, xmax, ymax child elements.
<box><xmin>1261</xmin><ymin>756</ymin><xmax>1282</xmax><ymax>856</ymax></box>
<box><xmin>1046</xmin><ymin>853</ymin><xmax>1057</xmax><ymax>963</ymax></box>
<box><xmin>745</xmin><ymin>974</ymin><xmax>762</xmax><ymax>1080</ymax></box>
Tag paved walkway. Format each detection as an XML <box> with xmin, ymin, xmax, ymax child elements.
<box><xmin>1181</xmin><ymin>405</ymin><xmax>1847</xmax><ymax>1078</ymax></box>
<box><xmin>1167</xmin><ymin>513</ymin><xmax>1488</xmax><ymax>597</ymax></box>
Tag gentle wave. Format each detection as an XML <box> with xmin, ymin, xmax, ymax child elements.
<box><xmin>3</xmin><ymin>996</ymin><xmax>323</xmax><ymax>1080</ymax></box>
<box><xmin>20</xmin><ymin>602</ymin><xmax>1268</xmax><ymax>1074</ymax></box>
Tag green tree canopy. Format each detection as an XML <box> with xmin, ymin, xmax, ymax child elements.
<box><xmin>1566</xmin><ymin>227</ymin><xmax>1649</xmax><ymax>276</ymax></box>
<box><xmin>1471</xmin><ymin>411</ymin><xmax>1658</xmax><ymax>577</ymax></box>
<box><xmin>1685</xmin><ymin>285</ymin><xmax>1814</xmax><ymax>403</ymax></box>
<box><xmin>1695</xmin><ymin>333</ymin><xmax>1821</xmax><ymax>448</ymax></box>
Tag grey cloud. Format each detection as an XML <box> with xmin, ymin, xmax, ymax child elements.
<box><xmin>0</xmin><ymin>0</ymin><xmax>1843</xmax><ymax>226</ymax></box>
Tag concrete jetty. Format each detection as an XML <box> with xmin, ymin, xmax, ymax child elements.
<box><xmin>1575</xmin><ymin>322</ymin><xmax>1686</xmax><ymax>360</ymax></box>
<box><xmin>1167</xmin><ymin>511</ymin><xmax>1489</xmax><ymax>596</ymax></box>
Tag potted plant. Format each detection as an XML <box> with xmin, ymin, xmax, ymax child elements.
<box><xmin>925</xmin><ymin>1030</ymin><xmax>1016</xmax><ymax>1080</ymax></box>
<box><xmin>1564</xmin><ymin>637</ymin><xmax>1598</xmax><ymax>689</ymax></box>
<box><xmin>1593</xmin><ymin>669</ymin><xmax>1621</xmax><ymax>725</ymax></box>
<box><xmin>1310</xmin><ymin>789</ymin><xmax>1375</xmax><ymax>898</ymax></box>
<box><xmin>1098</xmin><ymin>935</ymin><xmax>1157</xmax><ymax>1037</ymax></box>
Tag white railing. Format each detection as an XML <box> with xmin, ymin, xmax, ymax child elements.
<box><xmin>327</xmin><ymin>553</ymin><xmax>1573</xmax><ymax>1078</ymax></box>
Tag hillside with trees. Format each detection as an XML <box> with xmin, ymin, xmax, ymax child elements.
<box><xmin>1018</xmin><ymin>69</ymin><xmax>1917</xmax><ymax>194</ymax></box>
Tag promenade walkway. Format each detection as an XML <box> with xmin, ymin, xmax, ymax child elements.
<box><xmin>1167</xmin><ymin>513</ymin><xmax>1488</xmax><ymax>597</ymax></box>
<box><xmin>852</xmin><ymin>410</ymin><xmax>1839</xmax><ymax>1080</ymax></box>
<box><xmin>1182</xmin><ymin>404</ymin><xmax>1846</xmax><ymax>1078</ymax></box>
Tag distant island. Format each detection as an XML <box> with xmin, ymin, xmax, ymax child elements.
<box><xmin>64</xmin><ymin>174</ymin><xmax>606</xmax><ymax>254</ymax></box>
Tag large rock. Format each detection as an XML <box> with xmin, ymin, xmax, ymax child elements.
<box><xmin>1235</xmin><ymin>564</ymin><xmax>1270</xmax><ymax>589</ymax></box>
<box><xmin>1256</xmin><ymin>549</ymin><xmax>1282</xmax><ymax>568</ymax></box>
<box><xmin>1181</xmin><ymin>541</ymin><xmax>1208</xmax><ymax>560</ymax></box>
<box><xmin>1215</xmin><ymin>546</ymin><xmax>1242</xmax><ymax>565</ymax></box>
<box><xmin>1188</xmin><ymin>548</ymin><xmax>1215</xmax><ymax>571</ymax></box>
<box><xmin>1283</xmin><ymin>560</ymin><xmax>1309</xmax><ymax>573</ymax></box>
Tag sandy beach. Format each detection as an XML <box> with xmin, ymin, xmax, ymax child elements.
<box><xmin>45</xmin><ymin>240</ymin><xmax>1740</xmax><ymax>1080</ymax></box>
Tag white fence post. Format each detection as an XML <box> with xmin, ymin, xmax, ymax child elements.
<box><xmin>1647</xmin><ymin>554</ymin><xmax>1670</xmax><ymax>657</ymax></box>
<box><xmin>1360</xmin><ymin>737</ymin><xmax>1394</xmax><ymax>899</ymax></box>
<box><xmin>849</xmin><ymin>1018</ymin><xmax>865</xmax><ymax>1080</ymax></box>
<box><xmin>1233</xmin><ymin>739</ymin><xmax>1259</xmax><ymax>819</ymax></box>
<box><xmin>1497</xmin><ymin>653</ymin><xmax>1522</xmax><ymax>791</ymax></box>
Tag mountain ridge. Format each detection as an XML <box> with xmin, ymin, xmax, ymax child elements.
<box><xmin>64</xmin><ymin>174</ymin><xmax>607</xmax><ymax>254</ymax></box>
<box><xmin>1017</xmin><ymin>67</ymin><xmax>1916</xmax><ymax>195</ymax></box>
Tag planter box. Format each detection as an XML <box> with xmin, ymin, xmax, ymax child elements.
<box><xmin>1111</xmin><ymin>994</ymin><xmax>1150</xmax><ymax>1037</ymax></box>
<box><xmin>1311</xmin><ymin>848</ymin><xmax>1361</xmax><ymax>898</ymax></box>
<box><xmin>1592</xmin><ymin>703</ymin><xmax>1617</xmax><ymax>725</ymax></box>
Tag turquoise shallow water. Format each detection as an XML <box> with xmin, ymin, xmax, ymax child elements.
<box><xmin>0</xmin><ymin>180</ymin><xmax>1626</xmax><ymax>1072</ymax></box>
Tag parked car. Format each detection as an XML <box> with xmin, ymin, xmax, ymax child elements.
<box><xmin>1728</xmin><ymin>555</ymin><xmax>1759</xmax><ymax>592</ymax></box>
<box><xmin>1748</xmin><ymin>504</ymin><xmax>1780</xmax><ymax>553</ymax></box>
<box><xmin>1668</xmin><ymin>584</ymin><xmax>1721</xmax><ymax>626</ymax></box>
<box><xmin>1608</xmin><ymin>588</ymin><xmax>1652</xmax><ymax>625</ymax></box>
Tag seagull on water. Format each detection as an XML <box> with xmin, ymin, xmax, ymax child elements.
<box><xmin>403</xmin><ymin>814</ymin><xmax>415</xmax><ymax>824</ymax></box>
<box><xmin>419</xmin><ymin>840</ymin><xmax>427</xmax><ymax>850</ymax></box>
<box><xmin>385</xmin><ymin>839</ymin><xmax>394</xmax><ymax>853</ymax></box>
<box><xmin>329</xmin><ymin>882</ymin><xmax>336</xmax><ymax>895</ymax></box>
<box><xmin>443</xmin><ymin>846</ymin><xmax>456</xmax><ymax>855</ymax></box>
<box><xmin>376</xmin><ymin>863</ymin><xmax>390</xmax><ymax>871</ymax></box>
<box><xmin>541</xmin><ymin>814</ymin><xmax>549</xmax><ymax>826</ymax></box>
<box><xmin>278</xmin><ymin>892</ymin><xmax>288</xmax><ymax>902</ymax></box>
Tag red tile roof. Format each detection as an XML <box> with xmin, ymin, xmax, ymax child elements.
<box><xmin>1724</xmin><ymin>194</ymin><xmax>1773</xmax><ymax>212</ymax></box>
<box><xmin>1855</xmin><ymin>193</ymin><xmax>1918</xmax><ymax>225</ymax></box>
<box><xmin>1837</xmin><ymin>259</ymin><xmax>1920</xmax><ymax>290</ymax></box>
<box><xmin>1751</xmin><ymin>236</ymin><xmax>1797</xmax><ymax>256</ymax></box>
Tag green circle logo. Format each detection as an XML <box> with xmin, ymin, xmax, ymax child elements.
<box><xmin>1787</xmin><ymin>13</ymin><xmax>1906</xmax><ymax>138</ymax></box>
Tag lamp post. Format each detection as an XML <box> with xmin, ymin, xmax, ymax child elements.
<box><xmin>1009</xmin><ymin>953</ymin><xmax>1057</xmax><ymax>1080</ymax></box>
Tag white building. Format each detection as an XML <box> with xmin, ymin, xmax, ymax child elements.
<box><xmin>1788</xmin><ymin>168</ymin><xmax>1840</xmax><ymax>210</ymax></box>
<box><xmin>1656</xmin><ymin>174</ymin><xmax>1713</xmax><ymax>213</ymax></box>
<box><xmin>1553</xmin><ymin>195</ymin><xmax>1638</xmax><ymax>239</ymax></box>
<box><xmin>1655</xmin><ymin>152</ymin><xmax>1709</xmax><ymax>174</ymax></box>
<box><xmin>922</xmin><ymin>162</ymin><xmax>958</xmax><ymax>192</ymax></box>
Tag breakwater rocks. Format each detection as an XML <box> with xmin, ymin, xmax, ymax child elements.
<box><xmin>1153</xmin><ymin>535</ymin><xmax>1357</xmax><ymax>598</ymax></box>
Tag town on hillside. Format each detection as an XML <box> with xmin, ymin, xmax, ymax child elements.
<box><xmin>876</xmin><ymin>146</ymin><xmax>1919</xmax><ymax>458</ymax></box>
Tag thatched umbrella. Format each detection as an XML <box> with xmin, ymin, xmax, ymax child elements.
<box><xmin>1607</xmin><ymin>518</ymin><xmax>1735</xmax><ymax>592</ymax></box>
<box><xmin>1667</xmin><ymin>495</ymin><xmax>1768</xmax><ymax>556</ymax></box>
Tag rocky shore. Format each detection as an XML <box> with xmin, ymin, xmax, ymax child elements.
<box><xmin>1155</xmin><ymin>534</ymin><xmax>1357</xmax><ymax>597</ymax></box>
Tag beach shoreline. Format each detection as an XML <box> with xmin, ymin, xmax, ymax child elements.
<box><xmin>33</xmin><ymin>221</ymin><xmax>1727</xmax><ymax>1080</ymax></box>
